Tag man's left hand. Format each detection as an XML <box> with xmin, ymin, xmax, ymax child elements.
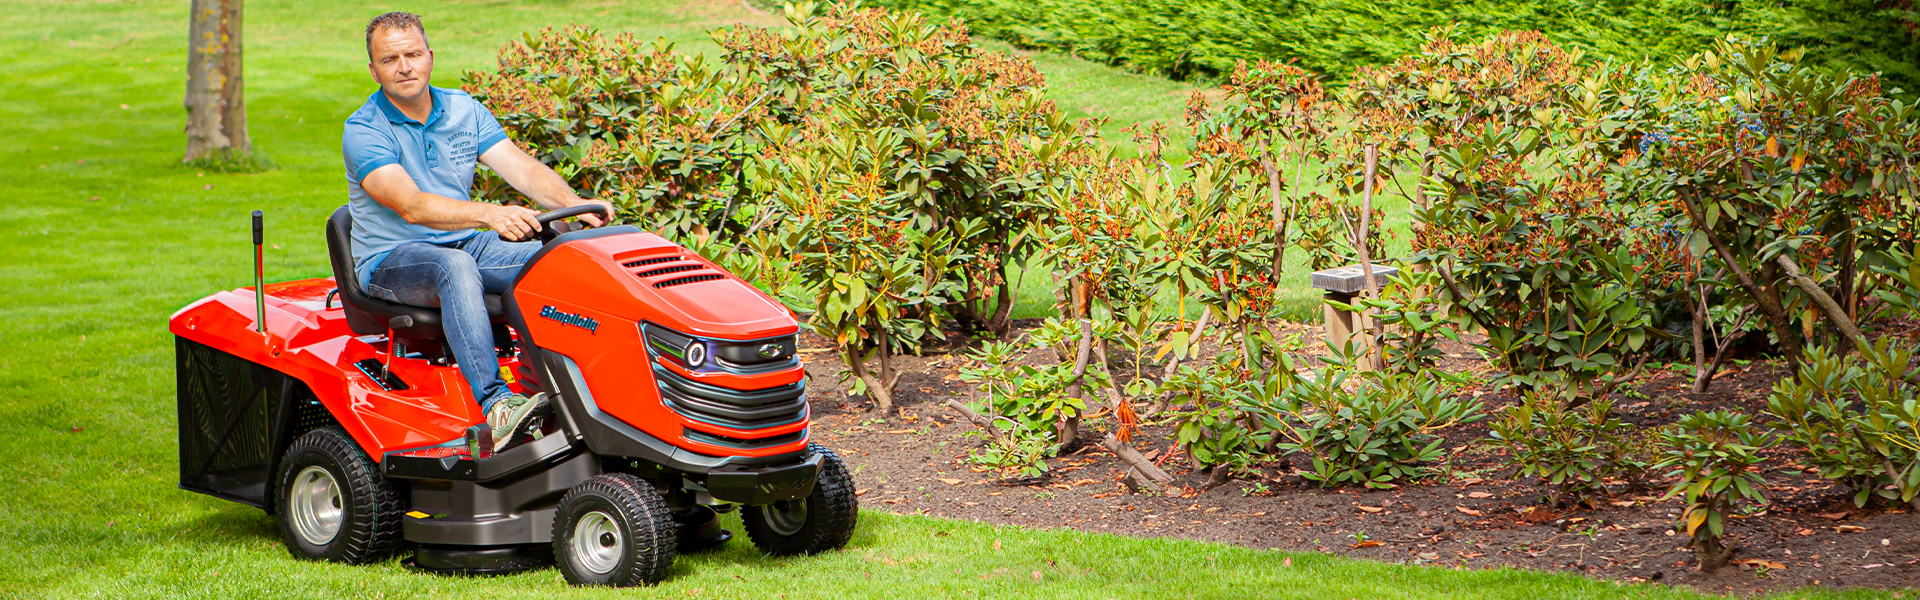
<box><xmin>478</xmin><ymin>141</ymin><xmax>617</xmax><ymax>228</ymax></box>
<box><xmin>575</xmin><ymin>199</ymin><xmax>615</xmax><ymax>228</ymax></box>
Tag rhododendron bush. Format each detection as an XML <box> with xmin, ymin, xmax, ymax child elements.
<box><xmin>463</xmin><ymin>8</ymin><xmax>1920</xmax><ymax>556</ymax></box>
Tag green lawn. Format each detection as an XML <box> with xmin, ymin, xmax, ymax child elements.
<box><xmin>0</xmin><ymin>0</ymin><xmax>1878</xmax><ymax>598</ymax></box>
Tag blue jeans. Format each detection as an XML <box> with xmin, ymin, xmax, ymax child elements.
<box><xmin>366</xmin><ymin>233</ymin><xmax>539</xmax><ymax>412</ymax></box>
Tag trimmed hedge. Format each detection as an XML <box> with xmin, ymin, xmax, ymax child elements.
<box><xmin>865</xmin><ymin>0</ymin><xmax>1920</xmax><ymax>91</ymax></box>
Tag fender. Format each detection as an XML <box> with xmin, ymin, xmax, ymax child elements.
<box><xmin>172</xmin><ymin>280</ymin><xmax>486</xmax><ymax>467</ymax></box>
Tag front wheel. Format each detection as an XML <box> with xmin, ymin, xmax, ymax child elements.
<box><xmin>552</xmin><ymin>474</ymin><xmax>677</xmax><ymax>586</ymax></box>
<box><xmin>743</xmin><ymin>443</ymin><xmax>858</xmax><ymax>555</ymax></box>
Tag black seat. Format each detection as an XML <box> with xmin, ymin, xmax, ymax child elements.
<box><xmin>325</xmin><ymin>205</ymin><xmax>507</xmax><ymax>343</ymax></box>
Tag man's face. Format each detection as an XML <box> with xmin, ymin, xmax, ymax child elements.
<box><xmin>367</xmin><ymin>26</ymin><xmax>433</xmax><ymax>104</ymax></box>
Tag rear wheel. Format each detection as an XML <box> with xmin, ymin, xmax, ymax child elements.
<box><xmin>274</xmin><ymin>427</ymin><xmax>402</xmax><ymax>564</ymax></box>
<box><xmin>553</xmin><ymin>474</ymin><xmax>677</xmax><ymax>586</ymax></box>
<box><xmin>743</xmin><ymin>443</ymin><xmax>858</xmax><ymax>555</ymax></box>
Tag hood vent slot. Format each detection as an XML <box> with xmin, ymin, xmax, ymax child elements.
<box><xmin>655</xmin><ymin>274</ymin><xmax>723</xmax><ymax>288</ymax></box>
<box><xmin>635</xmin><ymin>264</ymin><xmax>704</xmax><ymax>279</ymax></box>
<box><xmin>623</xmin><ymin>256</ymin><xmax>682</xmax><ymax>269</ymax></box>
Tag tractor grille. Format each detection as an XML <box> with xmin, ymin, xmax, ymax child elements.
<box><xmin>683</xmin><ymin>428</ymin><xmax>807</xmax><ymax>451</ymax></box>
<box><xmin>653</xmin><ymin>364</ymin><xmax>807</xmax><ymax>431</ymax></box>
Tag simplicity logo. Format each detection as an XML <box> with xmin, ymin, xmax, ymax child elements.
<box><xmin>539</xmin><ymin>305</ymin><xmax>598</xmax><ymax>333</ymax></box>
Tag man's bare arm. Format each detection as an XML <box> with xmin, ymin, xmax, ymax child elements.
<box><xmin>361</xmin><ymin>163</ymin><xmax>544</xmax><ymax>240</ymax></box>
<box><xmin>479</xmin><ymin>140</ymin><xmax>612</xmax><ymax>226</ymax></box>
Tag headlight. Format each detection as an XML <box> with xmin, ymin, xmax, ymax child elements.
<box><xmin>642</xmin><ymin>323</ymin><xmax>797</xmax><ymax>374</ymax></box>
<box><xmin>684</xmin><ymin>340</ymin><xmax>708</xmax><ymax>368</ymax></box>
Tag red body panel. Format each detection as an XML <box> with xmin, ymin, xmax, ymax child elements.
<box><xmin>169</xmin><ymin>230</ymin><xmax>807</xmax><ymax>462</ymax></box>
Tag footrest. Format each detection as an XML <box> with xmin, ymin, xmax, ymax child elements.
<box><xmin>383</xmin><ymin>432</ymin><xmax>576</xmax><ymax>481</ymax></box>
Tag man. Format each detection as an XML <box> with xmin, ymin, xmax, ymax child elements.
<box><xmin>344</xmin><ymin>12</ymin><xmax>612</xmax><ymax>450</ymax></box>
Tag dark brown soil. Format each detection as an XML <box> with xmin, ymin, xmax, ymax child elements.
<box><xmin>797</xmin><ymin>320</ymin><xmax>1920</xmax><ymax>596</ymax></box>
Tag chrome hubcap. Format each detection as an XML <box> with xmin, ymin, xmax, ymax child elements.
<box><xmin>765</xmin><ymin>499</ymin><xmax>808</xmax><ymax>536</ymax></box>
<box><xmin>290</xmin><ymin>466</ymin><xmax>343</xmax><ymax>546</ymax></box>
<box><xmin>571</xmin><ymin>511</ymin><xmax>622</xmax><ymax>574</ymax></box>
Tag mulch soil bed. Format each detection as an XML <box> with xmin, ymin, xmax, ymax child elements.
<box><xmin>797</xmin><ymin>319</ymin><xmax>1920</xmax><ymax>596</ymax></box>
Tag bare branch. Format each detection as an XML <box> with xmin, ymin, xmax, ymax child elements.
<box><xmin>944</xmin><ymin>398</ymin><xmax>1006</xmax><ymax>446</ymax></box>
<box><xmin>1775</xmin><ymin>253</ymin><xmax>1868</xmax><ymax>346</ymax></box>
<box><xmin>1102</xmin><ymin>433</ymin><xmax>1173</xmax><ymax>493</ymax></box>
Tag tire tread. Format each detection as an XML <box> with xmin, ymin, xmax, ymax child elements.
<box><xmin>553</xmin><ymin>473</ymin><xmax>677</xmax><ymax>586</ymax></box>
<box><xmin>744</xmin><ymin>443</ymin><xmax>859</xmax><ymax>555</ymax></box>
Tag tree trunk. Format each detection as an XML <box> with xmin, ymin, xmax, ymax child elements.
<box><xmin>1434</xmin><ymin>259</ymin><xmax>1496</xmax><ymax>337</ymax></box>
<box><xmin>1692</xmin><ymin>534</ymin><xmax>1734</xmax><ymax>573</ymax></box>
<box><xmin>1200</xmin><ymin>465</ymin><xmax>1234</xmax><ymax>491</ymax></box>
<box><xmin>1691</xmin><ymin>495</ymin><xmax>1736</xmax><ymax>572</ymax></box>
<box><xmin>1690</xmin><ymin>284</ymin><xmax>1711</xmax><ymax>393</ymax></box>
<box><xmin>185</xmin><ymin>0</ymin><xmax>248</xmax><ymax>162</ymax></box>
<box><xmin>1678</xmin><ymin>192</ymin><xmax>1800</xmax><ymax>371</ymax></box>
<box><xmin>1263</xmin><ymin>156</ymin><xmax>1287</xmax><ymax>281</ymax></box>
<box><xmin>1415</xmin><ymin>158</ymin><xmax>1432</xmax><ymax>211</ymax></box>
<box><xmin>988</xmin><ymin>266</ymin><xmax>1016</xmax><ymax>336</ymax></box>
<box><xmin>877</xmin><ymin>328</ymin><xmax>899</xmax><ymax>389</ymax></box>
<box><xmin>1058</xmin><ymin>319</ymin><xmax>1095</xmax><ymax>452</ymax></box>
<box><xmin>846</xmin><ymin>345</ymin><xmax>892</xmax><ymax>413</ymax></box>
<box><xmin>1837</xmin><ymin>222</ymin><xmax>1858</xmax><ymax>356</ymax></box>
<box><xmin>1757</xmin><ymin>259</ymin><xmax>1803</xmax><ymax>371</ymax></box>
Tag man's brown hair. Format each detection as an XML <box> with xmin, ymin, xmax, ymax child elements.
<box><xmin>365</xmin><ymin>12</ymin><xmax>428</xmax><ymax>58</ymax></box>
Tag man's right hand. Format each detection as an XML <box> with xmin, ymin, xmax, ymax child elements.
<box><xmin>362</xmin><ymin>164</ymin><xmax>550</xmax><ymax>239</ymax></box>
<box><xmin>478</xmin><ymin>204</ymin><xmax>543</xmax><ymax>241</ymax></box>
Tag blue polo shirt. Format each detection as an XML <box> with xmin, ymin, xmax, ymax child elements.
<box><xmin>342</xmin><ymin>86</ymin><xmax>511</xmax><ymax>287</ymax></box>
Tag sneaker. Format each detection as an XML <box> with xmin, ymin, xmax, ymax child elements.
<box><xmin>484</xmin><ymin>392</ymin><xmax>548</xmax><ymax>452</ymax></box>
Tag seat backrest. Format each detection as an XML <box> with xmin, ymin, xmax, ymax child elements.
<box><xmin>325</xmin><ymin>205</ymin><xmax>398</xmax><ymax>335</ymax></box>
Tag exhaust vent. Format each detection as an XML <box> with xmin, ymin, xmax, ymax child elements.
<box><xmin>635</xmin><ymin>264</ymin><xmax>704</xmax><ymax>279</ymax></box>
<box><xmin>622</xmin><ymin>256</ymin><xmax>682</xmax><ymax>269</ymax></box>
<box><xmin>655</xmin><ymin>274</ymin><xmax>723</xmax><ymax>288</ymax></box>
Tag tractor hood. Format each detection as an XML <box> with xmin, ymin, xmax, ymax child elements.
<box><xmin>512</xmin><ymin>227</ymin><xmax>799</xmax><ymax>341</ymax></box>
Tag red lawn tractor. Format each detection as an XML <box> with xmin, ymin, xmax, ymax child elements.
<box><xmin>170</xmin><ymin>206</ymin><xmax>856</xmax><ymax>586</ymax></box>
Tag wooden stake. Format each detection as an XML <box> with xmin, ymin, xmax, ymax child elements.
<box><xmin>1356</xmin><ymin>145</ymin><xmax>1383</xmax><ymax>369</ymax></box>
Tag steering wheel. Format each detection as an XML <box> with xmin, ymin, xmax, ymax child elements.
<box><xmin>534</xmin><ymin>204</ymin><xmax>614</xmax><ymax>243</ymax></box>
